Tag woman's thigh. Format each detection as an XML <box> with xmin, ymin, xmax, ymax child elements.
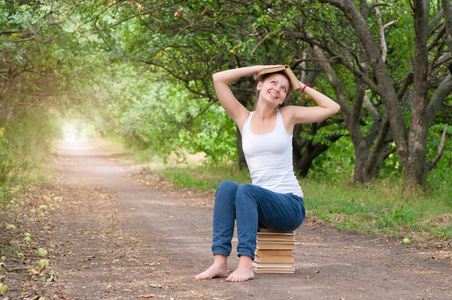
<box><xmin>236</xmin><ymin>184</ymin><xmax>305</xmax><ymax>232</ymax></box>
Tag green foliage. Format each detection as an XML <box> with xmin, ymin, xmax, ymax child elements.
<box><xmin>94</xmin><ymin>64</ymin><xmax>238</xmax><ymax>163</ymax></box>
<box><xmin>0</xmin><ymin>0</ymin><xmax>139</xmax><ymax>188</ymax></box>
<box><xmin>303</xmin><ymin>175</ymin><xmax>452</xmax><ymax>240</ymax></box>
<box><xmin>155</xmin><ymin>164</ymin><xmax>250</xmax><ymax>191</ymax></box>
<box><xmin>0</xmin><ymin>127</ymin><xmax>12</xmax><ymax>206</ymax></box>
<box><xmin>306</xmin><ymin>135</ymin><xmax>354</xmax><ymax>182</ymax></box>
<box><xmin>0</xmin><ymin>128</ymin><xmax>10</xmax><ymax>184</ymax></box>
<box><xmin>2</xmin><ymin>106</ymin><xmax>58</xmax><ymax>185</ymax></box>
<box><xmin>426</xmin><ymin>123</ymin><xmax>452</xmax><ymax>202</ymax></box>
<box><xmin>307</xmin><ymin>121</ymin><xmax>452</xmax><ymax>203</ymax></box>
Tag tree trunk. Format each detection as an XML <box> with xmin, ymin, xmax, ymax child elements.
<box><xmin>310</xmin><ymin>40</ymin><xmax>391</xmax><ymax>184</ymax></box>
<box><xmin>405</xmin><ymin>0</ymin><xmax>430</xmax><ymax>187</ymax></box>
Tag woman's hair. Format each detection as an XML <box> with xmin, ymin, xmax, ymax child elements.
<box><xmin>255</xmin><ymin>71</ymin><xmax>292</xmax><ymax>102</ymax></box>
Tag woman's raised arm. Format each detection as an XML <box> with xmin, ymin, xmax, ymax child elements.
<box><xmin>212</xmin><ymin>66</ymin><xmax>263</xmax><ymax>128</ymax></box>
<box><xmin>282</xmin><ymin>82</ymin><xmax>341</xmax><ymax>130</ymax></box>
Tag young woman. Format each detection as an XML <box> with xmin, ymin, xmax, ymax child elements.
<box><xmin>195</xmin><ymin>65</ymin><xmax>340</xmax><ymax>282</ymax></box>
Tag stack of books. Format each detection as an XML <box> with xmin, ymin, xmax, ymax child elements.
<box><xmin>252</xmin><ymin>228</ymin><xmax>296</xmax><ymax>273</ymax></box>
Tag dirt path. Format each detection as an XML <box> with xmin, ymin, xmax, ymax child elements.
<box><xmin>33</xmin><ymin>140</ymin><xmax>452</xmax><ymax>299</ymax></box>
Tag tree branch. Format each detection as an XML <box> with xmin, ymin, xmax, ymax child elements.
<box><xmin>425</xmin><ymin>74</ymin><xmax>452</xmax><ymax>127</ymax></box>
<box><xmin>427</xmin><ymin>125</ymin><xmax>448</xmax><ymax>170</ymax></box>
<box><xmin>142</xmin><ymin>60</ymin><xmax>211</xmax><ymax>99</ymax></box>
<box><xmin>168</xmin><ymin>101</ymin><xmax>216</xmax><ymax>134</ymax></box>
<box><xmin>306</xmin><ymin>34</ymin><xmax>379</xmax><ymax>91</ymax></box>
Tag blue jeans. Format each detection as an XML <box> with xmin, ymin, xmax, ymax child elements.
<box><xmin>211</xmin><ymin>180</ymin><xmax>305</xmax><ymax>259</ymax></box>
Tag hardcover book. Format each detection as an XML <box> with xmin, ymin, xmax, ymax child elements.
<box><xmin>254</xmin><ymin>65</ymin><xmax>302</xmax><ymax>94</ymax></box>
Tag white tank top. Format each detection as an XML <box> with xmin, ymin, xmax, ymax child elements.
<box><xmin>242</xmin><ymin>110</ymin><xmax>303</xmax><ymax>197</ymax></box>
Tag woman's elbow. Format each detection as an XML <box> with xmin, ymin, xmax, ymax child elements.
<box><xmin>212</xmin><ymin>72</ymin><xmax>224</xmax><ymax>82</ymax></box>
<box><xmin>325</xmin><ymin>103</ymin><xmax>340</xmax><ymax>118</ymax></box>
<box><xmin>333</xmin><ymin>102</ymin><xmax>341</xmax><ymax>114</ymax></box>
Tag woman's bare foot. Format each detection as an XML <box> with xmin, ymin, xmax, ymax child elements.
<box><xmin>195</xmin><ymin>254</ymin><xmax>229</xmax><ymax>280</ymax></box>
<box><xmin>226</xmin><ymin>255</ymin><xmax>254</xmax><ymax>282</ymax></box>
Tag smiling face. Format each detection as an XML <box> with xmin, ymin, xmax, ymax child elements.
<box><xmin>256</xmin><ymin>72</ymin><xmax>290</xmax><ymax>106</ymax></box>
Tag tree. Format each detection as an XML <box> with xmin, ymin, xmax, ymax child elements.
<box><xmin>302</xmin><ymin>0</ymin><xmax>452</xmax><ymax>187</ymax></box>
<box><xmin>113</xmin><ymin>0</ymin><xmax>344</xmax><ymax>172</ymax></box>
<box><xmin>0</xmin><ymin>0</ymin><xmax>73</xmax><ymax>177</ymax></box>
<box><xmin>0</xmin><ymin>0</ymin><xmax>135</xmax><ymax>182</ymax></box>
<box><xmin>3</xmin><ymin>0</ymin><xmax>449</xmax><ymax>190</ymax></box>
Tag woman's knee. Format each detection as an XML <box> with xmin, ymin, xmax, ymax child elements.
<box><xmin>217</xmin><ymin>180</ymin><xmax>239</xmax><ymax>193</ymax></box>
<box><xmin>236</xmin><ymin>184</ymin><xmax>258</xmax><ymax>197</ymax></box>
<box><xmin>215</xmin><ymin>180</ymin><xmax>239</xmax><ymax>200</ymax></box>
<box><xmin>235</xmin><ymin>184</ymin><xmax>259</xmax><ymax>205</ymax></box>
<box><xmin>236</xmin><ymin>183</ymin><xmax>254</xmax><ymax>192</ymax></box>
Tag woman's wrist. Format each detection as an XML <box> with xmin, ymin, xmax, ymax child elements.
<box><xmin>252</xmin><ymin>65</ymin><xmax>265</xmax><ymax>74</ymax></box>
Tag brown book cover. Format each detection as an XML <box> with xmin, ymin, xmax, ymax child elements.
<box><xmin>252</xmin><ymin>262</ymin><xmax>295</xmax><ymax>272</ymax></box>
<box><xmin>254</xmin><ymin>255</ymin><xmax>295</xmax><ymax>264</ymax></box>
<box><xmin>256</xmin><ymin>243</ymin><xmax>296</xmax><ymax>250</ymax></box>
<box><xmin>257</xmin><ymin>239</ymin><xmax>295</xmax><ymax>244</ymax></box>
<box><xmin>254</xmin><ymin>65</ymin><xmax>302</xmax><ymax>94</ymax></box>
<box><xmin>258</xmin><ymin>228</ymin><xmax>293</xmax><ymax>235</ymax></box>
<box><xmin>258</xmin><ymin>232</ymin><xmax>293</xmax><ymax>237</ymax></box>
<box><xmin>254</xmin><ymin>269</ymin><xmax>295</xmax><ymax>274</ymax></box>
<box><xmin>255</xmin><ymin>249</ymin><xmax>293</xmax><ymax>256</ymax></box>
<box><xmin>257</xmin><ymin>234</ymin><xmax>295</xmax><ymax>241</ymax></box>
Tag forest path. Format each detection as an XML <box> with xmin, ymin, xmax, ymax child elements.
<box><xmin>46</xmin><ymin>139</ymin><xmax>451</xmax><ymax>300</ymax></box>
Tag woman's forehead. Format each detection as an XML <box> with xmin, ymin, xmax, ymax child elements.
<box><xmin>266</xmin><ymin>73</ymin><xmax>289</xmax><ymax>86</ymax></box>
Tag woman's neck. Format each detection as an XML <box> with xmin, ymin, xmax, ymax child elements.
<box><xmin>254</xmin><ymin>103</ymin><xmax>277</xmax><ymax>120</ymax></box>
